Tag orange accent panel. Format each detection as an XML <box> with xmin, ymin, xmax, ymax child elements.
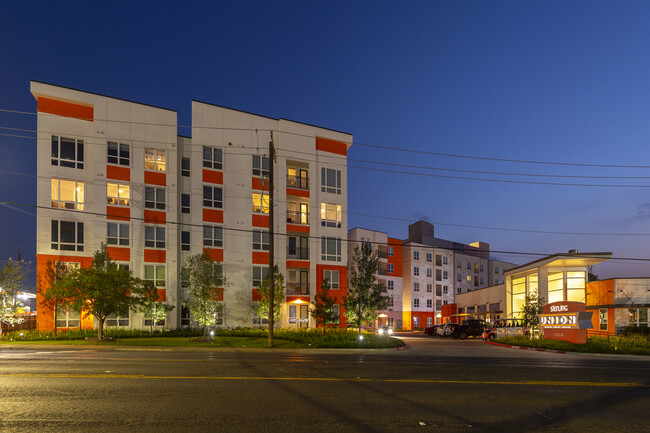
<box><xmin>316</xmin><ymin>137</ymin><xmax>348</xmax><ymax>156</ymax></box>
<box><xmin>286</xmin><ymin>224</ymin><xmax>309</xmax><ymax>234</ymax></box>
<box><xmin>106</xmin><ymin>206</ymin><xmax>130</xmax><ymax>221</ymax></box>
<box><xmin>203</xmin><ymin>248</ymin><xmax>224</xmax><ymax>262</ymax></box>
<box><xmin>37</xmin><ymin>97</ymin><xmax>93</xmax><ymax>122</ymax></box>
<box><xmin>286</xmin><ymin>188</ymin><xmax>309</xmax><ymax>198</ymax></box>
<box><xmin>144</xmin><ymin>210</ymin><xmax>166</xmax><ymax>225</ymax></box>
<box><xmin>144</xmin><ymin>171</ymin><xmax>166</xmax><ymax>186</ymax></box>
<box><xmin>252</xmin><ymin>176</ymin><xmax>269</xmax><ymax>191</ymax></box>
<box><xmin>286</xmin><ymin>260</ymin><xmax>310</xmax><ymax>269</ymax></box>
<box><xmin>286</xmin><ymin>296</ymin><xmax>310</xmax><ymax>304</ymax></box>
<box><xmin>156</xmin><ymin>289</ymin><xmax>167</xmax><ymax>302</ymax></box>
<box><xmin>252</xmin><ymin>214</ymin><xmax>269</xmax><ymax>228</ymax></box>
<box><xmin>388</xmin><ymin>237</ymin><xmax>403</xmax><ymax>277</ymax></box>
<box><xmin>36</xmin><ymin>254</ymin><xmax>94</xmax><ymax>331</ymax></box>
<box><xmin>106</xmin><ymin>165</ymin><xmax>130</xmax><ymax>182</ymax></box>
<box><xmin>106</xmin><ymin>247</ymin><xmax>130</xmax><ymax>262</ymax></box>
<box><xmin>202</xmin><ymin>169</ymin><xmax>223</xmax><ymax>185</ymax></box>
<box><xmin>252</xmin><ymin>289</ymin><xmax>261</xmax><ymax>302</ymax></box>
<box><xmin>252</xmin><ymin>251</ymin><xmax>269</xmax><ymax>265</ymax></box>
<box><xmin>203</xmin><ymin>209</ymin><xmax>224</xmax><ymax>223</ymax></box>
<box><xmin>144</xmin><ymin>249</ymin><xmax>166</xmax><ymax>263</ymax></box>
<box><xmin>316</xmin><ymin>264</ymin><xmax>348</xmax><ymax>328</ymax></box>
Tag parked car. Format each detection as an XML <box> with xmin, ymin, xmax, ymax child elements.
<box><xmin>452</xmin><ymin>319</ymin><xmax>490</xmax><ymax>339</ymax></box>
<box><xmin>440</xmin><ymin>323</ymin><xmax>460</xmax><ymax>337</ymax></box>
<box><xmin>482</xmin><ymin>318</ymin><xmax>529</xmax><ymax>340</ymax></box>
<box><xmin>424</xmin><ymin>325</ymin><xmax>442</xmax><ymax>336</ymax></box>
<box><xmin>377</xmin><ymin>325</ymin><xmax>393</xmax><ymax>336</ymax></box>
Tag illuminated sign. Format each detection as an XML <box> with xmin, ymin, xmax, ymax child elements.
<box><xmin>539</xmin><ymin>302</ymin><xmax>593</xmax><ymax>344</ymax></box>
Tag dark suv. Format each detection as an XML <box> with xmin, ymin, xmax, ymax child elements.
<box><xmin>452</xmin><ymin>319</ymin><xmax>490</xmax><ymax>339</ymax></box>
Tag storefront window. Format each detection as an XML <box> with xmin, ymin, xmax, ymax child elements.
<box><xmin>566</xmin><ymin>271</ymin><xmax>586</xmax><ymax>302</ymax></box>
<box><xmin>548</xmin><ymin>272</ymin><xmax>564</xmax><ymax>303</ymax></box>
<box><xmin>628</xmin><ymin>308</ymin><xmax>649</xmax><ymax>327</ymax></box>
<box><xmin>512</xmin><ymin>276</ymin><xmax>526</xmax><ymax>316</ymax></box>
<box><xmin>599</xmin><ymin>308</ymin><xmax>608</xmax><ymax>331</ymax></box>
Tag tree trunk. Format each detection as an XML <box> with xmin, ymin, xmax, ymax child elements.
<box><xmin>97</xmin><ymin>317</ymin><xmax>105</xmax><ymax>340</ymax></box>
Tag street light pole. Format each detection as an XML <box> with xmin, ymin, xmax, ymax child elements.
<box><xmin>268</xmin><ymin>131</ymin><xmax>276</xmax><ymax>348</ymax></box>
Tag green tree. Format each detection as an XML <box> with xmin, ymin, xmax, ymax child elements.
<box><xmin>183</xmin><ymin>250</ymin><xmax>227</xmax><ymax>337</ymax></box>
<box><xmin>59</xmin><ymin>243</ymin><xmax>157</xmax><ymax>340</ymax></box>
<box><xmin>587</xmin><ymin>266</ymin><xmax>599</xmax><ymax>282</ymax></box>
<box><xmin>252</xmin><ymin>265</ymin><xmax>284</xmax><ymax>328</ymax></box>
<box><xmin>38</xmin><ymin>260</ymin><xmax>71</xmax><ymax>336</ymax></box>
<box><xmin>310</xmin><ymin>278</ymin><xmax>338</xmax><ymax>332</ymax></box>
<box><xmin>0</xmin><ymin>259</ymin><xmax>27</xmax><ymax>339</ymax></box>
<box><xmin>139</xmin><ymin>300</ymin><xmax>175</xmax><ymax>332</ymax></box>
<box><xmin>520</xmin><ymin>291</ymin><xmax>545</xmax><ymax>338</ymax></box>
<box><xmin>344</xmin><ymin>242</ymin><xmax>389</xmax><ymax>335</ymax></box>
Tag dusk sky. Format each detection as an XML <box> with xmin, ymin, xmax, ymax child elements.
<box><xmin>2</xmin><ymin>1</ymin><xmax>650</xmax><ymax>286</ymax></box>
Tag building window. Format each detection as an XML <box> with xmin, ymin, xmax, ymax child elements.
<box><xmin>144</xmin><ymin>226</ymin><xmax>165</xmax><ymax>249</ymax></box>
<box><xmin>426</xmin><ymin>253</ymin><xmax>432</xmax><ymax>262</ymax></box>
<box><xmin>51</xmin><ymin>220</ymin><xmax>83</xmax><ymax>251</ymax></box>
<box><xmin>145</xmin><ymin>148</ymin><xmax>166</xmax><ymax>171</ymax></box>
<box><xmin>467</xmin><ymin>275</ymin><xmax>472</xmax><ymax>283</ymax></box>
<box><xmin>426</xmin><ymin>268</ymin><xmax>432</xmax><ymax>278</ymax></box>
<box><xmin>427</xmin><ymin>317</ymin><xmax>432</xmax><ymax>327</ymax></box>
<box><xmin>180</xmin><ymin>194</ymin><xmax>190</xmax><ymax>214</ymax></box>
<box><xmin>107</xmin><ymin>222</ymin><xmax>129</xmax><ymax>246</ymax></box>
<box><xmin>323</xmin><ymin>270</ymin><xmax>339</xmax><ymax>290</ymax></box>
<box><xmin>203</xmin><ymin>186</ymin><xmax>223</xmax><ymax>208</ymax></box>
<box><xmin>628</xmin><ymin>308</ymin><xmax>648</xmax><ymax>327</ymax></box>
<box><xmin>252</xmin><ymin>230</ymin><xmax>269</xmax><ymax>251</ymax></box>
<box><xmin>414</xmin><ymin>282</ymin><xmax>419</xmax><ymax>292</ymax></box>
<box><xmin>252</xmin><ymin>155</ymin><xmax>270</xmax><ymax>178</ymax></box>
<box><xmin>457</xmin><ymin>260</ymin><xmax>461</xmax><ymax>269</ymax></box>
<box><xmin>547</xmin><ymin>272</ymin><xmax>564</xmax><ymax>304</ymax></box>
<box><xmin>181</xmin><ymin>156</ymin><xmax>190</xmax><ymax>177</ymax></box>
<box><xmin>107</xmin><ymin>141</ymin><xmax>129</xmax><ymax>166</ymax></box>
<box><xmin>55</xmin><ymin>307</ymin><xmax>80</xmax><ymax>328</ymax></box>
<box><xmin>181</xmin><ymin>230</ymin><xmax>190</xmax><ymax>251</ymax></box>
<box><xmin>413</xmin><ymin>317</ymin><xmax>419</xmax><ymax>328</ymax></box>
<box><xmin>181</xmin><ymin>305</ymin><xmax>191</xmax><ymax>326</ymax></box>
<box><xmin>413</xmin><ymin>251</ymin><xmax>419</xmax><ymax>260</ymax></box>
<box><xmin>253</xmin><ymin>266</ymin><xmax>269</xmax><ymax>287</ymax></box>
<box><xmin>287</xmin><ymin>167</ymin><xmax>309</xmax><ymax>190</ymax></box>
<box><xmin>436</xmin><ymin>285</ymin><xmax>442</xmax><ymax>296</ymax></box>
<box><xmin>387</xmin><ymin>280</ymin><xmax>394</xmax><ymax>290</ymax></box>
<box><xmin>51</xmin><ymin>135</ymin><xmax>84</xmax><ymax>169</ymax></box>
<box><xmin>413</xmin><ymin>267</ymin><xmax>419</xmax><ymax>276</ymax></box>
<box><xmin>203</xmin><ymin>146</ymin><xmax>223</xmax><ymax>170</ymax></box>
<box><xmin>144</xmin><ymin>265</ymin><xmax>165</xmax><ymax>288</ymax></box>
<box><xmin>252</xmin><ymin>192</ymin><xmax>269</xmax><ymax>214</ymax></box>
<box><xmin>599</xmin><ymin>308</ymin><xmax>608</xmax><ymax>331</ymax></box>
<box><xmin>457</xmin><ymin>274</ymin><xmax>461</xmax><ymax>282</ymax></box>
<box><xmin>388</xmin><ymin>317</ymin><xmax>394</xmax><ymax>327</ymax></box>
<box><xmin>204</xmin><ymin>225</ymin><xmax>223</xmax><ymax>248</ymax></box>
<box><xmin>321</xmin><ymin>237</ymin><xmax>342</xmax><ymax>262</ymax></box>
<box><xmin>495</xmin><ymin>266</ymin><xmax>499</xmax><ymax>274</ymax></box>
<box><xmin>443</xmin><ymin>270</ymin><xmax>448</xmax><ymax>280</ymax></box>
<box><xmin>145</xmin><ymin>187</ymin><xmax>166</xmax><ymax>210</ymax></box>
<box><xmin>106</xmin><ymin>312</ymin><xmax>130</xmax><ymax>327</ymax></box>
<box><xmin>427</xmin><ymin>299</ymin><xmax>433</xmax><ymax>309</ymax></box>
<box><xmin>567</xmin><ymin>271</ymin><xmax>586</xmax><ymax>302</ymax></box>
<box><xmin>321</xmin><ymin>167</ymin><xmax>341</xmax><ymax>194</ymax></box>
<box><xmin>426</xmin><ymin>283</ymin><xmax>432</xmax><ymax>293</ymax></box>
<box><xmin>480</xmin><ymin>277</ymin><xmax>484</xmax><ymax>285</ymax></box>
<box><xmin>106</xmin><ymin>183</ymin><xmax>130</xmax><ymax>207</ymax></box>
<box><xmin>320</xmin><ymin>203</ymin><xmax>342</xmax><ymax>228</ymax></box>
<box><xmin>443</xmin><ymin>300</ymin><xmax>448</xmax><ymax>306</ymax></box>
<box><xmin>479</xmin><ymin>264</ymin><xmax>484</xmax><ymax>272</ymax></box>
<box><xmin>443</xmin><ymin>285</ymin><xmax>448</xmax><ymax>294</ymax></box>
<box><xmin>457</xmin><ymin>287</ymin><xmax>462</xmax><ymax>294</ymax></box>
<box><xmin>388</xmin><ymin>296</ymin><xmax>394</xmax><ymax>308</ymax></box>
<box><xmin>387</xmin><ymin>246</ymin><xmax>394</xmax><ymax>257</ymax></box>
<box><xmin>387</xmin><ymin>263</ymin><xmax>394</xmax><ymax>273</ymax></box>
<box><xmin>51</xmin><ymin>179</ymin><xmax>84</xmax><ymax>210</ymax></box>
<box><xmin>413</xmin><ymin>299</ymin><xmax>420</xmax><ymax>308</ymax></box>
<box><xmin>443</xmin><ymin>256</ymin><xmax>448</xmax><ymax>265</ymax></box>
<box><xmin>467</xmin><ymin>262</ymin><xmax>471</xmax><ymax>270</ymax></box>
<box><xmin>327</xmin><ymin>304</ymin><xmax>340</xmax><ymax>324</ymax></box>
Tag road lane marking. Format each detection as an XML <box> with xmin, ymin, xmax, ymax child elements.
<box><xmin>1</xmin><ymin>373</ymin><xmax>646</xmax><ymax>388</ymax></box>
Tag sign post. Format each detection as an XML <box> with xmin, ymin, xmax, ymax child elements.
<box><xmin>539</xmin><ymin>301</ymin><xmax>592</xmax><ymax>344</ymax></box>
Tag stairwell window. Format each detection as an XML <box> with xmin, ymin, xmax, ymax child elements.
<box><xmin>181</xmin><ymin>194</ymin><xmax>190</xmax><ymax>214</ymax></box>
<box><xmin>181</xmin><ymin>231</ymin><xmax>190</xmax><ymax>251</ymax></box>
<box><xmin>181</xmin><ymin>157</ymin><xmax>191</xmax><ymax>177</ymax></box>
<box><xmin>51</xmin><ymin>179</ymin><xmax>84</xmax><ymax>210</ymax></box>
<box><xmin>145</xmin><ymin>148</ymin><xmax>165</xmax><ymax>171</ymax></box>
<box><xmin>51</xmin><ymin>136</ymin><xmax>84</xmax><ymax>169</ymax></box>
<box><xmin>321</xmin><ymin>168</ymin><xmax>341</xmax><ymax>194</ymax></box>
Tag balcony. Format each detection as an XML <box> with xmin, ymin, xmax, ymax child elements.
<box><xmin>286</xmin><ymin>282</ymin><xmax>310</xmax><ymax>296</ymax></box>
<box><xmin>287</xmin><ymin>246</ymin><xmax>309</xmax><ymax>260</ymax></box>
<box><xmin>287</xmin><ymin>174</ymin><xmax>309</xmax><ymax>190</ymax></box>
<box><xmin>287</xmin><ymin>210</ymin><xmax>309</xmax><ymax>225</ymax></box>
<box><xmin>377</xmin><ymin>249</ymin><xmax>387</xmax><ymax>259</ymax></box>
<box><xmin>378</xmin><ymin>267</ymin><xmax>388</xmax><ymax>276</ymax></box>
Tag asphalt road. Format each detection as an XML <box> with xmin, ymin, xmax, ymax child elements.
<box><xmin>1</xmin><ymin>333</ymin><xmax>649</xmax><ymax>433</ymax></box>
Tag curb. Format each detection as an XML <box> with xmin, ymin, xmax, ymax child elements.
<box><xmin>484</xmin><ymin>340</ymin><xmax>565</xmax><ymax>354</ymax></box>
<box><xmin>396</xmin><ymin>344</ymin><xmax>409</xmax><ymax>351</ymax></box>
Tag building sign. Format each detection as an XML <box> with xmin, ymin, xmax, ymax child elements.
<box><xmin>539</xmin><ymin>301</ymin><xmax>592</xmax><ymax>344</ymax></box>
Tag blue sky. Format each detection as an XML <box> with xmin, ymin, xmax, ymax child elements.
<box><xmin>2</xmin><ymin>1</ymin><xmax>650</xmax><ymax>285</ymax></box>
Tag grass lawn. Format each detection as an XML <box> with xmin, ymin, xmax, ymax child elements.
<box><xmin>495</xmin><ymin>335</ymin><xmax>650</xmax><ymax>356</ymax></box>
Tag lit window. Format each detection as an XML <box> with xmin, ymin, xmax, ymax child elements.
<box><xmin>287</xmin><ymin>167</ymin><xmax>309</xmax><ymax>189</ymax></box>
<box><xmin>323</xmin><ymin>270</ymin><xmax>339</xmax><ymax>290</ymax></box>
<box><xmin>204</xmin><ymin>225</ymin><xmax>223</xmax><ymax>248</ymax></box>
<box><xmin>321</xmin><ymin>167</ymin><xmax>341</xmax><ymax>194</ymax></box>
<box><xmin>51</xmin><ymin>136</ymin><xmax>84</xmax><ymax>169</ymax></box>
<box><xmin>320</xmin><ymin>203</ymin><xmax>342</xmax><ymax>228</ymax></box>
<box><xmin>252</xmin><ymin>155</ymin><xmax>270</xmax><ymax>178</ymax></box>
<box><xmin>145</xmin><ymin>148</ymin><xmax>166</xmax><ymax>171</ymax></box>
<box><xmin>145</xmin><ymin>265</ymin><xmax>165</xmax><ymax>287</ymax></box>
<box><xmin>107</xmin><ymin>141</ymin><xmax>129</xmax><ymax>166</ymax></box>
<box><xmin>107</xmin><ymin>183</ymin><xmax>130</xmax><ymax>206</ymax></box>
<box><xmin>51</xmin><ymin>220</ymin><xmax>83</xmax><ymax>251</ymax></box>
<box><xmin>204</xmin><ymin>186</ymin><xmax>223</xmax><ymax>208</ymax></box>
<box><xmin>107</xmin><ymin>222</ymin><xmax>129</xmax><ymax>246</ymax></box>
<box><xmin>252</xmin><ymin>230</ymin><xmax>269</xmax><ymax>251</ymax></box>
<box><xmin>252</xmin><ymin>193</ymin><xmax>269</xmax><ymax>214</ymax></box>
<box><xmin>203</xmin><ymin>146</ymin><xmax>223</xmax><ymax>170</ymax></box>
<box><xmin>599</xmin><ymin>308</ymin><xmax>608</xmax><ymax>331</ymax></box>
<box><xmin>51</xmin><ymin>179</ymin><xmax>84</xmax><ymax>210</ymax></box>
<box><xmin>321</xmin><ymin>237</ymin><xmax>342</xmax><ymax>262</ymax></box>
<box><xmin>628</xmin><ymin>308</ymin><xmax>649</xmax><ymax>327</ymax></box>
<box><xmin>145</xmin><ymin>187</ymin><xmax>166</xmax><ymax>210</ymax></box>
<box><xmin>144</xmin><ymin>226</ymin><xmax>165</xmax><ymax>249</ymax></box>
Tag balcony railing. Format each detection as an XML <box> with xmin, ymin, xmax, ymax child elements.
<box><xmin>287</xmin><ymin>174</ymin><xmax>309</xmax><ymax>190</ymax></box>
<box><xmin>287</xmin><ymin>210</ymin><xmax>309</xmax><ymax>225</ymax></box>
<box><xmin>377</xmin><ymin>249</ymin><xmax>387</xmax><ymax>259</ymax></box>
<box><xmin>378</xmin><ymin>268</ymin><xmax>387</xmax><ymax>276</ymax></box>
<box><xmin>287</xmin><ymin>246</ymin><xmax>309</xmax><ymax>260</ymax></box>
<box><xmin>286</xmin><ymin>282</ymin><xmax>310</xmax><ymax>296</ymax></box>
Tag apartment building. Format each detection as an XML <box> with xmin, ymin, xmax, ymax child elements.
<box><xmin>33</xmin><ymin>81</ymin><xmax>351</xmax><ymax>331</ymax></box>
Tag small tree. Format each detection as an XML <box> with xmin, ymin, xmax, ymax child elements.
<box><xmin>310</xmin><ymin>278</ymin><xmax>339</xmax><ymax>332</ymax></box>
<box><xmin>253</xmin><ymin>265</ymin><xmax>284</xmax><ymax>328</ymax></box>
<box><xmin>183</xmin><ymin>250</ymin><xmax>227</xmax><ymax>337</ymax></box>
<box><xmin>140</xmin><ymin>301</ymin><xmax>175</xmax><ymax>332</ymax></box>
<box><xmin>521</xmin><ymin>291</ymin><xmax>545</xmax><ymax>338</ymax></box>
<box><xmin>61</xmin><ymin>244</ymin><xmax>157</xmax><ymax>340</ymax></box>
<box><xmin>38</xmin><ymin>260</ymin><xmax>71</xmax><ymax>336</ymax></box>
<box><xmin>0</xmin><ymin>259</ymin><xmax>27</xmax><ymax>339</ymax></box>
<box><xmin>587</xmin><ymin>266</ymin><xmax>599</xmax><ymax>282</ymax></box>
<box><xmin>344</xmin><ymin>242</ymin><xmax>389</xmax><ymax>335</ymax></box>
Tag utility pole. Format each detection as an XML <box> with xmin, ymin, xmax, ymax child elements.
<box><xmin>268</xmin><ymin>131</ymin><xmax>276</xmax><ymax>348</ymax></box>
